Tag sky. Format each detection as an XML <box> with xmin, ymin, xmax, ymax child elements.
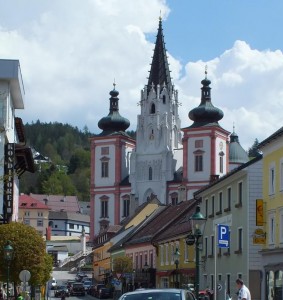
<box><xmin>1</xmin><ymin>0</ymin><xmax>283</xmax><ymax>150</ymax></box>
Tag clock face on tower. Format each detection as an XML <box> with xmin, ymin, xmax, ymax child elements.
<box><xmin>219</xmin><ymin>141</ymin><xmax>224</xmax><ymax>150</ymax></box>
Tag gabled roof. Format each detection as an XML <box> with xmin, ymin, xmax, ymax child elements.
<box><xmin>124</xmin><ymin>200</ymin><xmax>197</xmax><ymax>246</ymax></box>
<box><xmin>19</xmin><ymin>194</ymin><xmax>49</xmax><ymax>209</ymax></box>
<box><xmin>30</xmin><ymin>193</ymin><xmax>81</xmax><ymax>213</ymax></box>
<box><xmin>49</xmin><ymin>210</ymin><xmax>90</xmax><ymax>223</ymax></box>
<box><xmin>258</xmin><ymin>126</ymin><xmax>283</xmax><ymax>149</ymax></box>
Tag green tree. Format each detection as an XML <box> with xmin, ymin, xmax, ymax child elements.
<box><xmin>41</xmin><ymin>172</ymin><xmax>77</xmax><ymax>195</ymax></box>
<box><xmin>113</xmin><ymin>256</ymin><xmax>133</xmax><ymax>275</ymax></box>
<box><xmin>248</xmin><ymin>138</ymin><xmax>261</xmax><ymax>158</ymax></box>
<box><xmin>0</xmin><ymin>223</ymin><xmax>53</xmax><ymax>289</ymax></box>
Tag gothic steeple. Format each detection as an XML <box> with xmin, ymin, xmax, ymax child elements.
<box><xmin>188</xmin><ymin>68</ymin><xmax>224</xmax><ymax>127</ymax></box>
<box><xmin>98</xmin><ymin>83</ymin><xmax>130</xmax><ymax>136</ymax></box>
<box><xmin>147</xmin><ymin>17</ymin><xmax>172</xmax><ymax>93</ymax></box>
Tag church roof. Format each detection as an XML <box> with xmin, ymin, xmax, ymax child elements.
<box><xmin>229</xmin><ymin>130</ymin><xmax>249</xmax><ymax>164</ymax></box>
<box><xmin>97</xmin><ymin>85</ymin><xmax>130</xmax><ymax>136</ymax></box>
<box><xmin>147</xmin><ymin>17</ymin><xmax>172</xmax><ymax>93</ymax></box>
<box><xmin>188</xmin><ymin>71</ymin><xmax>224</xmax><ymax>128</ymax></box>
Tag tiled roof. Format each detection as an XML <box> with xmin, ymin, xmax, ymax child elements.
<box><xmin>19</xmin><ymin>194</ymin><xmax>49</xmax><ymax>209</ymax></box>
<box><xmin>49</xmin><ymin>211</ymin><xmax>90</xmax><ymax>222</ymax></box>
<box><xmin>125</xmin><ymin>200</ymin><xmax>196</xmax><ymax>245</ymax></box>
<box><xmin>30</xmin><ymin>193</ymin><xmax>80</xmax><ymax>213</ymax></box>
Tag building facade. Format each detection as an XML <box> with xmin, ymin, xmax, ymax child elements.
<box><xmin>0</xmin><ymin>59</ymin><xmax>35</xmax><ymax>224</ymax></box>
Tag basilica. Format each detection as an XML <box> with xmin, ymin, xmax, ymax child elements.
<box><xmin>89</xmin><ymin>19</ymin><xmax>248</xmax><ymax>238</ymax></box>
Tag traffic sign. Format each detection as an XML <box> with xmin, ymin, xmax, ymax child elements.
<box><xmin>218</xmin><ymin>224</ymin><xmax>229</xmax><ymax>248</ymax></box>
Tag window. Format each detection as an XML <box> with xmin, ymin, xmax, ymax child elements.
<box><xmin>195</xmin><ymin>155</ymin><xmax>203</xmax><ymax>172</ymax></box>
<box><xmin>225</xmin><ymin>187</ymin><xmax>231</xmax><ymax>212</ymax></box>
<box><xmin>216</xmin><ymin>192</ymin><xmax>222</xmax><ymax>215</ymax></box>
<box><xmin>149</xmin><ymin>167</ymin><xmax>153</xmax><ymax>180</ymax></box>
<box><xmin>123</xmin><ymin>197</ymin><xmax>130</xmax><ymax>217</ymax></box>
<box><xmin>184</xmin><ymin>240</ymin><xmax>188</xmax><ymax>262</ymax></box>
<box><xmin>101</xmin><ymin>147</ymin><xmax>109</xmax><ymax>155</ymax></box>
<box><xmin>209</xmin><ymin>196</ymin><xmax>215</xmax><ymax>217</ymax></box>
<box><xmin>163</xmin><ymin>95</ymin><xmax>166</xmax><ymax>104</ymax></box>
<box><xmin>269</xmin><ymin>164</ymin><xmax>275</xmax><ymax>195</ymax></box>
<box><xmin>170</xmin><ymin>193</ymin><xmax>178</xmax><ymax>205</ymax></box>
<box><xmin>235</xmin><ymin>227</ymin><xmax>243</xmax><ymax>253</ymax></box>
<box><xmin>150</xmin><ymin>103</ymin><xmax>155</xmax><ymax>114</ymax></box>
<box><xmin>38</xmin><ymin>212</ymin><xmax>43</xmax><ymax>217</ymax></box>
<box><xmin>37</xmin><ymin>219</ymin><xmax>43</xmax><ymax>227</ymax></box>
<box><xmin>235</xmin><ymin>182</ymin><xmax>243</xmax><ymax>207</ymax></box>
<box><xmin>226</xmin><ymin>274</ymin><xmax>231</xmax><ymax>296</ymax></box>
<box><xmin>210</xmin><ymin>235</ymin><xmax>214</xmax><ymax>257</ymax></box>
<box><xmin>24</xmin><ymin>211</ymin><xmax>30</xmax><ymax>217</ymax></box>
<box><xmin>280</xmin><ymin>159</ymin><xmax>283</xmax><ymax>191</ymax></box>
<box><xmin>101</xmin><ymin>161</ymin><xmax>109</xmax><ymax>178</ymax></box>
<box><xmin>204</xmin><ymin>237</ymin><xmax>208</xmax><ymax>258</ymax></box>
<box><xmin>165</xmin><ymin>244</ymin><xmax>169</xmax><ymax>264</ymax></box>
<box><xmin>195</xmin><ymin>140</ymin><xmax>203</xmax><ymax>148</ymax></box>
<box><xmin>69</xmin><ymin>223</ymin><xmax>74</xmax><ymax>229</ymax></box>
<box><xmin>280</xmin><ymin>209</ymin><xmax>283</xmax><ymax>244</ymax></box>
<box><xmin>24</xmin><ymin>219</ymin><xmax>30</xmax><ymax>225</ymax></box>
<box><xmin>205</xmin><ymin>199</ymin><xmax>208</xmax><ymax>218</ymax></box>
<box><xmin>140</xmin><ymin>254</ymin><xmax>143</xmax><ymax>269</ymax></box>
<box><xmin>219</xmin><ymin>155</ymin><xmax>224</xmax><ymax>173</ymax></box>
<box><xmin>269</xmin><ymin>212</ymin><xmax>275</xmax><ymax>245</ymax></box>
<box><xmin>161</xmin><ymin>277</ymin><xmax>169</xmax><ymax>288</ymax></box>
<box><xmin>101</xmin><ymin>198</ymin><xmax>108</xmax><ymax>218</ymax></box>
<box><xmin>160</xmin><ymin>245</ymin><xmax>164</xmax><ymax>265</ymax></box>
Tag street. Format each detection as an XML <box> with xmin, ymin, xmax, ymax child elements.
<box><xmin>49</xmin><ymin>271</ymin><xmax>113</xmax><ymax>300</ymax></box>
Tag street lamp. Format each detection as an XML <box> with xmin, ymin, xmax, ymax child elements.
<box><xmin>174</xmin><ymin>248</ymin><xmax>180</xmax><ymax>288</ymax></box>
<box><xmin>144</xmin><ymin>262</ymin><xmax>149</xmax><ymax>288</ymax></box>
<box><xmin>189</xmin><ymin>205</ymin><xmax>206</xmax><ymax>299</ymax></box>
<box><xmin>4</xmin><ymin>240</ymin><xmax>14</xmax><ymax>300</ymax></box>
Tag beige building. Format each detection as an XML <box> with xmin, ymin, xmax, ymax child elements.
<box><xmin>18</xmin><ymin>194</ymin><xmax>49</xmax><ymax>236</ymax></box>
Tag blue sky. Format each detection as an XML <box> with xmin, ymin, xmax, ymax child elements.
<box><xmin>0</xmin><ymin>0</ymin><xmax>283</xmax><ymax>150</ymax></box>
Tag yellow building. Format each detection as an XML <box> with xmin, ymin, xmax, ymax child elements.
<box><xmin>258</xmin><ymin>127</ymin><xmax>283</xmax><ymax>299</ymax></box>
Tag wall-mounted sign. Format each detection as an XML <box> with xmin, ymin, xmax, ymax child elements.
<box><xmin>256</xmin><ymin>199</ymin><xmax>264</xmax><ymax>226</ymax></box>
<box><xmin>3</xmin><ymin>143</ymin><xmax>15</xmax><ymax>223</ymax></box>
<box><xmin>253</xmin><ymin>228</ymin><xmax>266</xmax><ymax>244</ymax></box>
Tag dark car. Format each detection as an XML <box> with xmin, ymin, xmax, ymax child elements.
<box><xmin>97</xmin><ymin>287</ymin><xmax>113</xmax><ymax>299</ymax></box>
<box><xmin>92</xmin><ymin>284</ymin><xmax>106</xmax><ymax>297</ymax></box>
<box><xmin>54</xmin><ymin>285</ymin><xmax>70</xmax><ymax>298</ymax></box>
<box><xmin>76</xmin><ymin>272</ymin><xmax>89</xmax><ymax>282</ymax></box>
<box><xmin>70</xmin><ymin>283</ymin><xmax>85</xmax><ymax>296</ymax></box>
<box><xmin>118</xmin><ymin>288</ymin><xmax>196</xmax><ymax>300</ymax></box>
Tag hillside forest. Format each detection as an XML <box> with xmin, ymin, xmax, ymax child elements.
<box><xmin>19</xmin><ymin>121</ymin><xmax>258</xmax><ymax>202</ymax></box>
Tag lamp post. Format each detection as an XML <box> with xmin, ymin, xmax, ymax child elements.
<box><xmin>174</xmin><ymin>248</ymin><xmax>180</xmax><ymax>288</ymax></box>
<box><xmin>4</xmin><ymin>241</ymin><xmax>14</xmax><ymax>300</ymax></box>
<box><xmin>189</xmin><ymin>205</ymin><xmax>206</xmax><ymax>299</ymax></box>
<box><xmin>144</xmin><ymin>262</ymin><xmax>149</xmax><ymax>288</ymax></box>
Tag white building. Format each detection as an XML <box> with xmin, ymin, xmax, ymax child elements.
<box><xmin>0</xmin><ymin>59</ymin><xmax>34</xmax><ymax>224</ymax></box>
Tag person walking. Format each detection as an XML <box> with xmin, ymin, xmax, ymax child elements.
<box><xmin>236</xmin><ymin>278</ymin><xmax>251</xmax><ymax>300</ymax></box>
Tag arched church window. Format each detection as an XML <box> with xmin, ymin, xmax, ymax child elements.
<box><xmin>150</xmin><ymin>103</ymin><xmax>155</xmax><ymax>114</ymax></box>
<box><xmin>163</xmin><ymin>95</ymin><xmax>166</xmax><ymax>104</ymax></box>
<box><xmin>170</xmin><ymin>192</ymin><xmax>178</xmax><ymax>205</ymax></box>
<box><xmin>149</xmin><ymin>167</ymin><xmax>153</xmax><ymax>180</ymax></box>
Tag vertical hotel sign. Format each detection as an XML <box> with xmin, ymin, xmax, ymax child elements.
<box><xmin>4</xmin><ymin>143</ymin><xmax>14</xmax><ymax>222</ymax></box>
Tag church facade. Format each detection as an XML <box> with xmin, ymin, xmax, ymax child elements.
<box><xmin>89</xmin><ymin>19</ymin><xmax>247</xmax><ymax>238</ymax></box>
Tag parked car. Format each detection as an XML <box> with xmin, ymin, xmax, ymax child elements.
<box><xmin>66</xmin><ymin>280</ymin><xmax>76</xmax><ymax>290</ymax></box>
<box><xmin>83</xmin><ymin>280</ymin><xmax>92</xmax><ymax>291</ymax></box>
<box><xmin>75</xmin><ymin>273</ymin><xmax>89</xmax><ymax>282</ymax></box>
<box><xmin>92</xmin><ymin>284</ymin><xmax>106</xmax><ymax>297</ymax></box>
<box><xmin>118</xmin><ymin>288</ymin><xmax>196</xmax><ymax>300</ymax></box>
<box><xmin>70</xmin><ymin>283</ymin><xmax>85</xmax><ymax>296</ymax></box>
<box><xmin>54</xmin><ymin>285</ymin><xmax>70</xmax><ymax>298</ymax></box>
<box><xmin>97</xmin><ymin>287</ymin><xmax>113</xmax><ymax>299</ymax></box>
<box><xmin>50</xmin><ymin>278</ymin><xmax>57</xmax><ymax>290</ymax></box>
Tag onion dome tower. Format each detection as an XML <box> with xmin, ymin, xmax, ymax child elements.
<box><xmin>182</xmin><ymin>68</ymin><xmax>230</xmax><ymax>198</ymax></box>
<box><xmin>229</xmin><ymin>126</ymin><xmax>249</xmax><ymax>170</ymax></box>
<box><xmin>189</xmin><ymin>70</ymin><xmax>224</xmax><ymax>127</ymax></box>
<box><xmin>98</xmin><ymin>83</ymin><xmax>130</xmax><ymax>136</ymax></box>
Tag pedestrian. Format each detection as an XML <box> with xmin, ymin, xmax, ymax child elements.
<box><xmin>236</xmin><ymin>278</ymin><xmax>251</xmax><ymax>300</ymax></box>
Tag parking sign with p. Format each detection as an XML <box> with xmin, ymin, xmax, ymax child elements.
<box><xmin>218</xmin><ymin>224</ymin><xmax>229</xmax><ymax>248</ymax></box>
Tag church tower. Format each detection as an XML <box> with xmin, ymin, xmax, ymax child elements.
<box><xmin>182</xmin><ymin>70</ymin><xmax>230</xmax><ymax>199</ymax></box>
<box><xmin>90</xmin><ymin>85</ymin><xmax>135</xmax><ymax>237</ymax></box>
<box><xmin>129</xmin><ymin>18</ymin><xmax>183</xmax><ymax>205</ymax></box>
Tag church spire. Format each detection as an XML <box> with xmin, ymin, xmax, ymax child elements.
<box><xmin>98</xmin><ymin>83</ymin><xmax>130</xmax><ymax>136</ymax></box>
<box><xmin>147</xmin><ymin>17</ymin><xmax>172</xmax><ymax>93</ymax></box>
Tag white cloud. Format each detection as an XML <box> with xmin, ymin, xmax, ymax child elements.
<box><xmin>0</xmin><ymin>1</ymin><xmax>283</xmax><ymax>151</ymax></box>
